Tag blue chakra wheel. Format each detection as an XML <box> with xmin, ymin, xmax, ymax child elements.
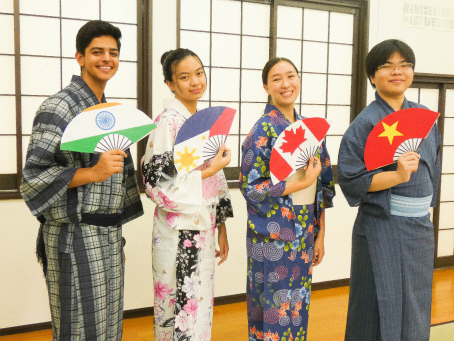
<box><xmin>95</xmin><ymin>111</ymin><xmax>116</xmax><ymax>130</ymax></box>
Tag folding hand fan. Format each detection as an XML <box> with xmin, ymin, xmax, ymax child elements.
<box><xmin>173</xmin><ymin>106</ymin><xmax>237</xmax><ymax>174</ymax></box>
<box><xmin>270</xmin><ymin>117</ymin><xmax>330</xmax><ymax>185</ymax></box>
<box><xmin>364</xmin><ymin>108</ymin><xmax>439</xmax><ymax>171</ymax></box>
<box><xmin>60</xmin><ymin>103</ymin><xmax>156</xmax><ymax>153</ymax></box>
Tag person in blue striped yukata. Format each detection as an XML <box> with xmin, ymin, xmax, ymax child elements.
<box><xmin>338</xmin><ymin>39</ymin><xmax>441</xmax><ymax>341</ymax></box>
<box><xmin>20</xmin><ymin>20</ymin><xmax>143</xmax><ymax>340</ymax></box>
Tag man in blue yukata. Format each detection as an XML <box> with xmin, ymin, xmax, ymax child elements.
<box><xmin>20</xmin><ymin>20</ymin><xmax>143</xmax><ymax>341</ymax></box>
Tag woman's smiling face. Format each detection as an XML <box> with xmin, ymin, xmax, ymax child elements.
<box><xmin>263</xmin><ymin>61</ymin><xmax>300</xmax><ymax>109</ymax></box>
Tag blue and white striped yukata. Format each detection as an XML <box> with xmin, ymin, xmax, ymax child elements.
<box><xmin>20</xmin><ymin>75</ymin><xmax>144</xmax><ymax>340</ymax></box>
<box><xmin>338</xmin><ymin>92</ymin><xmax>441</xmax><ymax>341</ymax></box>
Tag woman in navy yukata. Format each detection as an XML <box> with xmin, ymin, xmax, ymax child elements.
<box><xmin>240</xmin><ymin>57</ymin><xmax>335</xmax><ymax>341</ymax></box>
<box><xmin>338</xmin><ymin>40</ymin><xmax>441</xmax><ymax>341</ymax></box>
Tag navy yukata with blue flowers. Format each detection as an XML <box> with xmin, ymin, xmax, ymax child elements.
<box><xmin>239</xmin><ymin>104</ymin><xmax>335</xmax><ymax>341</ymax></box>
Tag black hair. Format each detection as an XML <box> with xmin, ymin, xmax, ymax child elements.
<box><xmin>366</xmin><ymin>39</ymin><xmax>415</xmax><ymax>88</ymax></box>
<box><xmin>76</xmin><ymin>20</ymin><xmax>122</xmax><ymax>55</ymax></box>
<box><xmin>161</xmin><ymin>48</ymin><xmax>204</xmax><ymax>83</ymax></box>
<box><xmin>262</xmin><ymin>57</ymin><xmax>299</xmax><ymax>85</ymax></box>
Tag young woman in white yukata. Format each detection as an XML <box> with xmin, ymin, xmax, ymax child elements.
<box><xmin>142</xmin><ymin>48</ymin><xmax>234</xmax><ymax>341</ymax></box>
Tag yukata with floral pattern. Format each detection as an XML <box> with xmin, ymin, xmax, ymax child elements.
<box><xmin>142</xmin><ymin>98</ymin><xmax>233</xmax><ymax>341</ymax></box>
<box><xmin>240</xmin><ymin>104</ymin><xmax>335</xmax><ymax>341</ymax></box>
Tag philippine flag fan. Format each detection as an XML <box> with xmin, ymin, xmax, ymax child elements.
<box><xmin>364</xmin><ymin>108</ymin><xmax>439</xmax><ymax>171</ymax></box>
<box><xmin>60</xmin><ymin>103</ymin><xmax>156</xmax><ymax>153</ymax></box>
<box><xmin>174</xmin><ymin>106</ymin><xmax>237</xmax><ymax>174</ymax></box>
<box><xmin>270</xmin><ymin>117</ymin><xmax>330</xmax><ymax>185</ymax></box>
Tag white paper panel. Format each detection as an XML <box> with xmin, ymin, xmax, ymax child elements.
<box><xmin>0</xmin><ymin>136</ymin><xmax>16</xmax><ymax>174</ymax></box>
<box><xmin>275</xmin><ymin>39</ymin><xmax>301</xmax><ymax>73</ymax></box>
<box><xmin>442</xmin><ymin>146</ymin><xmax>454</xmax><ymax>174</ymax></box>
<box><xmin>105</xmin><ymin>98</ymin><xmax>137</xmax><ymax>108</ymax></box>
<box><xmin>62</xmin><ymin>19</ymin><xmax>88</xmax><ymax>58</ymax></box>
<box><xmin>329</xmin><ymin>12</ymin><xmax>354</xmax><ymax>44</ymax></box>
<box><xmin>277</xmin><ymin>6</ymin><xmax>303</xmax><ymax>40</ymax></box>
<box><xmin>325</xmin><ymin>135</ymin><xmax>342</xmax><ymax>165</ymax></box>
<box><xmin>211</xmin><ymin>33</ymin><xmax>240</xmax><ymax>68</ymax></box>
<box><xmin>438</xmin><ymin>230</ymin><xmax>454</xmax><ymax>257</ymax></box>
<box><xmin>22</xmin><ymin>135</ymin><xmax>30</xmax><ymax>168</ymax></box>
<box><xmin>101</xmin><ymin>0</ymin><xmax>137</xmax><ymax>24</ymax></box>
<box><xmin>228</xmin><ymin>136</ymin><xmax>239</xmax><ymax>167</ymax></box>
<box><xmin>21</xmin><ymin>57</ymin><xmax>61</xmax><ymax>96</ymax></box>
<box><xmin>0</xmin><ymin>0</ymin><xmax>13</xmax><ymax>13</ymax></box>
<box><xmin>303</xmin><ymin>9</ymin><xmax>329</xmax><ymax>42</ymax></box>
<box><xmin>242</xmin><ymin>2</ymin><xmax>270</xmax><ymax>37</ymax></box>
<box><xmin>197</xmin><ymin>101</ymin><xmax>210</xmax><ymax>110</ymax></box>
<box><xmin>405</xmin><ymin>88</ymin><xmax>419</xmax><ymax>103</ymax></box>
<box><xmin>62</xmin><ymin>58</ymin><xmax>82</xmax><ymax>89</ymax></box>
<box><xmin>439</xmin><ymin>202</ymin><xmax>454</xmax><ymax>230</ymax></box>
<box><xmin>301</xmin><ymin>73</ymin><xmax>326</xmax><ymax>105</ymax></box>
<box><xmin>241</xmin><ymin>69</ymin><xmax>267</xmax><ymax>103</ymax></box>
<box><xmin>115</xmin><ymin>24</ymin><xmax>137</xmax><ymax>62</ymax></box>
<box><xmin>180</xmin><ymin>0</ymin><xmax>210</xmax><ymax>31</ymax></box>
<box><xmin>328</xmin><ymin>75</ymin><xmax>351</xmax><ymax>105</ymax></box>
<box><xmin>212</xmin><ymin>0</ymin><xmax>241</xmax><ymax>34</ymax></box>
<box><xmin>0</xmin><ymin>55</ymin><xmax>15</xmax><ymax>95</ymax></box>
<box><xmin>180</xmin><ymin>31</ymin><xmax>210</xmax><ymax>67</ymax></box>
<box><xmin>62</xmin><ymin>0</ymin><xmax>99</xmax><ymax>20</ymax></box>
<box><xmin>20</xmin><ymin>16</ymin><xmax>60</xmax><ymax>57</ymax></box>
<box><xmin>444</xmin><ymin>118</ymin><xmax>454</xmax><ymax>146</ymax></box>
<box><xmin>212</xmin><ymin>101</ymin><xmax>240</xmax><ymax>134</ymax></box>
<box><xmin>211</xmin><ymin>68</ymin><xmax>240</xmax><ymax>102</ymax></box>
<box><xmin>302</xmin><ymin>41</ymin><xmax>327</xmax><ymax>73</ymax></box>
<box><xmin>0</xmin><ymin>15</ymin><xmax>14</xmax><ymax>54</ymax></box>
<box><xmin>440</xmin><ymin>174</ymin><xmax>454</xmax><ymax>202</ymax></box>
<box><xmin>104</xmin><ymin>61</ymin><xmax>137</xmax><ymax>98</ymax></box>
<box><xmin>240</xmin><ymin>103</ymin><xmax>265</xmax><ymax>135</ymax></box>
<box><xmin>328</xmin><ymin>44</ymin><xmax>352</xmax><ymax>75</ymax></box>
<box><xmin>242</xmin><ymin>36</ymin><xmax>269</xmax><ymax>70</ymax></box>
<box><xmin>20</xmin><ymin>0</ymin><xmax>59</xmax><ymax>17</ymax></box>
<box><xmin>0</xmin><ymin>96</ymin><xmax>15</xmax><ymax>134</ymax></box>
<box><xmin>327</xmin><ymin>106</ymin><xmax>350</xmax><ymax>135</ymax></box>
<box><xmin>301</xmin><ymin>105</ymin><xmax>325</xmax><ymax>119</ymax></box>
<box><xmin>419</xmin><ymin>88</ymin><xmax>439</xmax><ymax>112</ymax></box>
<box><xmin>21</xmin><ymin>96</ymin><xmax>48</xmax><ymax>135</ymax></box>
<box><xmin>445</xmin><ymin>89</ymin><xmax>454</xmax><ymax>117</ymax></box>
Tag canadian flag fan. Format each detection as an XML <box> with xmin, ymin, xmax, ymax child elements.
<box><xmin>270</xmin><ymin>117</ymin><xmax>330</xmax><ymax>185</ymax></box>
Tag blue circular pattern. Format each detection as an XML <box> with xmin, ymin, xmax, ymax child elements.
<box><xmin>96</xmin><ymin>111</ymin><xmax>115</xmax><ymax>130</ymax></box>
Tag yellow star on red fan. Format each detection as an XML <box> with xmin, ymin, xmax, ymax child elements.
<box><xmin>378</xmin><ymin>121</ymin><xmax>404</xmax><ymax>144</ymax></box>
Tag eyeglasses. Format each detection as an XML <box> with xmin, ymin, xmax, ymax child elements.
<box><xmin>377</xmin><ymin>62</ymin><xmax>414</xmax><ymax>72</ymax></box>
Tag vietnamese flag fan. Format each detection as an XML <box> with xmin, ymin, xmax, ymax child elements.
<box><xmin>364</xmin><ymin>107</ymin><xmax>439</xmax><ymax>171</ymax></box>
<box><xmin>270</xmin><ymin>117</ymin><xmax>331</xmax><ymax>184</ymax></box>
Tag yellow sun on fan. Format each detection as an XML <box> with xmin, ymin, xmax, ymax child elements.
<box><xmin>174</xmin><ymin>146</ymin><xmax>200</xmax><ymax>172</ymax></box>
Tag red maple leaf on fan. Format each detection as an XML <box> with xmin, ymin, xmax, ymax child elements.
<box><xmin>279</xmin><ymin>126</ymin><xmax>307</xmax><ymax>154</ymax></box>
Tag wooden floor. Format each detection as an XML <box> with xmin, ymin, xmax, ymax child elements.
<box><xmin>3</xmin><ymin>268</ymin><xmax>453</xmax><ymax>341</ymax></box>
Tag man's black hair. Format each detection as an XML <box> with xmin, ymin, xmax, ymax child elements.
<box><xmin>76</xmin><ymin>20</ymin><xmax>122</xmax><ymax>55</ymax></box>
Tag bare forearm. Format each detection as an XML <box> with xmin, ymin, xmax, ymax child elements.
<box><xmin>68</xmin><ymin>168</ymin><xmax>97</xmax><ymax>188</ymax></box>
<box><xmin>282</xmin><ymin>178</ymin><xmax>314</xmax><ymax>196</ymax></box>
<box><xmin>368</xmin><ymin>171</ymin><xmax>404</xmax><ymax>192</ymax></box>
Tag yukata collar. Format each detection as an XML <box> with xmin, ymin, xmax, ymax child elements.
<box><xmin>70</xmin><ymin>75</ymin><xmax>106</xmax><ymax>104</ymax></box>
<box><xmin>163</xmin><ymin>98</ymin><xmax>192</xmax><ymax>120</ymax></box>
<box><xmin>374</xmin><ymin>90</ymin><xmax>410</xmax><ymax>112</ymax></box>
<box><xmin>264</xmin><ymin>103</ymin><xmax>301</xmax><ymax>123</ymax></box>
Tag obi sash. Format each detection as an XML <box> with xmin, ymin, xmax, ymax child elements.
<box><xmin>390</xmin><ymin>194</ymin><xmax>432</xmax><ymax>218</ymax></box>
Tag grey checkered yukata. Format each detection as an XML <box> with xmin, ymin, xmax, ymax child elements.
<box><xmin>20</xmin><ymin>75</ymin><xmax>144</xmax><ymax>341</ymax></box>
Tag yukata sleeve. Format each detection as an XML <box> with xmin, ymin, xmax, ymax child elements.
<box><xmin>215</xmin><ymin>170</ymin><xmax>233</xmax><ymax>227</ymax></box>
<box><xmin>142</xmin><ymin>113</ymin><xmax>204</xmax><ymax>216</ymax></box>
<box><xmin>239</xmin><ymin>122</ymin><xmax>287</xmax><ymax>218</ymax></box>
<box><xmin>431</xmin><ymin>125</ymin><xmax>442</xmax><ymax>207</ymax></box>
<box><xmin>20</xmin><ymin>100</ymin><xmax>79</xmax><ymax>218</ymax></box>
<box><xmin>337</xmin><ymin>121</ymin><xmax>390</xmax><ymax>217</ymax></box>
<box><xmin>121</xmin><ymin>148</ymin><xmax>144</xmax><ymax>224</ymax></box>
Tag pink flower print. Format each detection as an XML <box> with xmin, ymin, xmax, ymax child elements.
<box><xmin>199</xmin><ymin>322</ymin><xmax>212</xmax><ymax>341</ymax></box>
<box><xmin>158</xmin><ymin>191</ymin><xmax>178</xmax><ymax>210</ymax></box>
<box><xmin>175</xmin><ymin>310</ymin><xmax>193</xmax><ymax>332</ymax></box>
<box><xmin>154</xmin><ymin>281</ymin><xmax>172</xmax><ymax>301</ymax></box>
<box><xmin>168</xmin><ymin>297</ymin><xmax>175</xmax><ymax>308</ymax></box>
<box><xmin>182</xmin><ymin>273</ymin><xmax>199</xmax><ymax>296</ymax></box>
<box><xmin>158</xmin><ymin>331</ymin><xmax>173</xmax><ymax>341</ymax></box>
<box><xmin>154</xmin><ymin>305</ymin><xmax>165</xmax><ymax>325</ymax></box>
<box><xmin>183</xmin><ymin>298</ymin><xmax>199</xmax><ymax>318</ymax></box>
<box><xmin>154</xmin><ymin>207</ymin><xmax>159</xmax><ymax>218</ymax></box>
<box><xmin>166</xmin><ymin>211</ymin><xmax>181</xmax><ymax>228</ymax></box>
<box><xmin>194</xmin><ymin>232</ymin><xmax>206</xmax><ymax>249</ymax></box>
<box><xmin>183</xmin><ymin>239</ymin><xmax>193</xmax><ymax>248</ymax></box>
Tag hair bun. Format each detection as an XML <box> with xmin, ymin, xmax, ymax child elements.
<box><xmin>161</xmin><ymin>50</ymin><xmax>173</xmax><ymax>65</ymax></box>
